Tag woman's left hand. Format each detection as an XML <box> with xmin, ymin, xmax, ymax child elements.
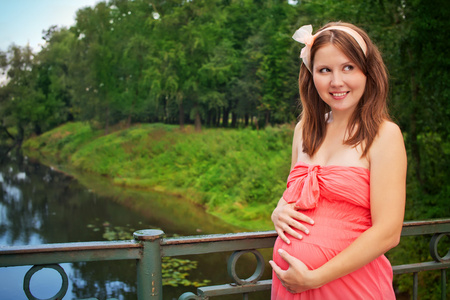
<box><xmin>269</xmin><ymin>249</ymin><xmax>319</xmax><ymax>293</ymax></box>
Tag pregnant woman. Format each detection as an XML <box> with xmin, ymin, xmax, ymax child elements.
<box><xmin>270</xmin><ymin>22</ymin><xmax>407</xmax><ymax>299</ymax></box>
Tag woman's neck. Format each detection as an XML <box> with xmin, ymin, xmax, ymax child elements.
<box><xmin>327</xmin><ymin>110</ymin><xmax>353</xmax><ymax>127</ymax></box>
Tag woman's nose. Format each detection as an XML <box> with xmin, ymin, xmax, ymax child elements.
<box><xmin>331</xmin><ymin>72</ymin><xmax>344</xmax><ymax>87</ymax></box>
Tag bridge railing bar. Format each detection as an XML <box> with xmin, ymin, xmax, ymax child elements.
<box><xmin>0</xmin><ymin>219</ymin><xmax>448</xmax><ymax>300</ymax></box>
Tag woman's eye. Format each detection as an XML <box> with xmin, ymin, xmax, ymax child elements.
<box><xmin>343</xmin><ymin>65</ymin><xmax>354</xmax><ymax>71</ymax></box>
<box><xmin>319</xmin><ymin>68</ymin><xmax>330</xmax><ymax>73</ymax></box>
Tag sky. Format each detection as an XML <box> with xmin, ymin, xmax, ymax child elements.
<box><xmin>0</xmin><ymin>0</ymin><xmax>300</xmax><ymax>53</ymax></box>
<box><xmin>0</xmin><ymin>0</ymin><xmax>101</xmax><ymax>52</ymax></box>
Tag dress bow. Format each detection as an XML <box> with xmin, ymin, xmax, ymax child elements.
<box><xmin>283</xmin><ymin>164</ymin><xmax>321</xmax><ymax>210</ymax></box>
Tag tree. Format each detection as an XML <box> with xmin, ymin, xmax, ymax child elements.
<box><xmin>148</xmin><ymin>0</ymin><xmax>235</xmax><ymax>131</ymax></box>
<box><xmin>389</xmin><ymin>0</ymin><xmax>450</xmax><ymax>195</ymax></box>
<box><xmin>35</xmin><ymin>27</ymin><xmax>76</xmax><ymax>127</ymax></box>
<box><xmin>71</xmin><ymin>2</ymin><xmax>123</xmax><ymax>133</ymax></box>
<box><xmin>0</xmin><ymin>45</ymin><xmax>45</xmax><ymax>142</ymax></box>
<box><xmin>109</xmin><ymin>0</ymin><xmax>156</xmax><ymax>126</ymax></box>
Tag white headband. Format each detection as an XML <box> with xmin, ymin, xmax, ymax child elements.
<box><xmin>292</xmin><ymin>25</ymin><xmax>367</xmax><ymax>72</ymax></box>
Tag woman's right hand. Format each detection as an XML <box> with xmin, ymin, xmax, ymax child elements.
<box><xmin>271</xmin><ymin>198</ymin><xmax>314</xmax><ymax>244</ymax></box>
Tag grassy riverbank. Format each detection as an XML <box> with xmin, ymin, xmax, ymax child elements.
<box><xmin>23</xmin><ymin>122</ymin><xmax>293</xmax><ymax>230</ymax></box>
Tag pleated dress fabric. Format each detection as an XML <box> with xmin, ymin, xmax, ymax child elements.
<box><xmin>271</xmin><ymin>161</ymin><xmax>395</xmax><ymax>300</ymax></box>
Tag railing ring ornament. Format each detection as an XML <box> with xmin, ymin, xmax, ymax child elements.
<box><xmin>227</xmin><ymin>249</ymin><xmax>265</xmax><ymax>285</ymax></box>
<box><xmin>429</xmin><ymin>233</ymin><xmax>450</xmax><ymax>262</ymax></box>
<box><xmin>23</xmin><ymin>264</ymin><xmax>68</xmax><ymax>300</ymax></box>
<box><xmin>178</xmin><ymin>292</ymin><xmax>201</xmax><ymax>300</ymax></box>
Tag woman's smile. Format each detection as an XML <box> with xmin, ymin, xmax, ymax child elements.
<box><xmin>330</xmin><ymin>91</ymin><xmax>349</xmax><ymax>99</ymax></box>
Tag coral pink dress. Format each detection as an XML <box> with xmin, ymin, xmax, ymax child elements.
<box><xmin>272</xmin><ymin>161</ymin><xmax>395</xmax><ymax>299</ymax></box>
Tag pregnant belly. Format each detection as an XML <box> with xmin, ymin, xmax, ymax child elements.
<box><xmin>272</xmin><ymin>201</ymin><xmax>371</xmax><ymax>270</ymax></box>
<box><xmin>273</xmin><ymin>236</ymin><xmax>339</xmax><ymax>271</ymax></box>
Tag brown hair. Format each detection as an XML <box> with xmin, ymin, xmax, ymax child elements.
<box><xmin>299</xmin><ymin>22</ymin><xmax>390</xmax><ymax>157</ymax></box>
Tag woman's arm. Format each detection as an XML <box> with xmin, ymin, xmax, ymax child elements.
<box><xmin>272</xmin><ymin>121</ymin><xmax>314</xmax><ymax>244</ymax></box>
<box><xmin>270</xmin><ymin>121</ymin><xmax>407</xmax><ymax>292</ymax></box>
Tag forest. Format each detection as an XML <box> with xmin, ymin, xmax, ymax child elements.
<box><xmin>1</xmin><ymin>0</ymin><xmax>449</xmax><ymax>216</ymax></box>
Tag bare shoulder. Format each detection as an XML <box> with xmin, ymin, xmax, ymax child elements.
<box><xmin>369</xmin><ymin>120</ymin><xmax>406</xmax><ymax>166</ymax></box>
<box><xmin>293</xmin><ymin>121</ymin><xmax>303</xmax><ymax>144</ymax></box>
<box><xmin>294</xmin><ymin>120</ymin><xmax>303</xmax><ymax>134</ymax></box>
<box><xmin>375</xmin><ymin>121</ymin><xmax>404</xmax><ymax>146</ymax></box>
<box><xmin>290</xmin><ymin>121</ymin><xmax>304</xmax><ymax>169</ymax></box>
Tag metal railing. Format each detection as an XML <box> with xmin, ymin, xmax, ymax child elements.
<box><xmin>0</xmin><ymin>219</ymin><xmax>449</xmax><ymax>300</ymax></box>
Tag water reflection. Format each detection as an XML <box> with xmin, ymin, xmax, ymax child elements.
<box><xmin>0</xmin><ymin>148</ymin><xmax>272</xmax><ymax>299</ymax></box>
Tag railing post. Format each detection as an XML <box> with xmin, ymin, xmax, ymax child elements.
<box><xmin>413</xmin><ymin>272</ymin><xmax>418</xmax><ymax>300</ymax></box>
<box><xmin>134</xmin><ymin>229</ymin><xmax>165</xmax><ymax>300</ymax></box>
<box><xmin>442</xmin><ymin>269</ymin><xmax>446</xmax><ymax>300</ymax></box>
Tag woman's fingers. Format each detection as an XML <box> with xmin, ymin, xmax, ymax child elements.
<box><xmin>292</xmin><ymin>209</ymin><xmax>315</xmax><ymax>225</ymax></box>
<box><xmin>271</xmin><ymin>250</ymin><xmax>302</xmax><ymax>294</ymax></box>
<box><xmin>284</xmin><ymin>211</ymin><xmax>313</xmax><ymax>236</ymax></box>
<box><xmin>282</xmin><ymin>223</ymin><xmax>304</xmax><ymax>240</ymax></box>
<box><xmin>286</xmin><ymin>218</ymin><xmax>308</xmax><ymax>235</ymax></box>
<box><xmin>278</xmin><ymin>248</ymin><xmax>296</xmax><ymax>264</ymax></box>
<box><xmin>273</xmin><ymin>202</ymin><xmax>315</xmax><ymax>242</ymax></box>
<box><xmin>273</xmin><ymin>249</ymin><xmax>311</xmax><ymax>294</ymax></box>
<box><xmin>269</xmin><ymin>259</ymin><xmax>284</xmax><ymax>276</ymax></box>
<box><xmin>276</xmin><ymin>228</ymin><xmax>291</xmax><ymax>244</ymax></box>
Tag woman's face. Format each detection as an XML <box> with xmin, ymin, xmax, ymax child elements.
<box><xmin>312</xmin><ymin>44</ymin><xmax>366</xmax><ymax>115</ymax></box>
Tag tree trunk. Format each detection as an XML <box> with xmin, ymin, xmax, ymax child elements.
<box><xmin>194</xmin><ymin>103</ymin><xmax>201</xmax><ymax>132</ymax></box>
<box><xmin>212</xmin><ymin>109</ymin><xmax>217</xmax><ymax>127</ymax></box>
<box><xmin>1</xmin><ymin>126</ymin><xmax>16</xmax><ymax>140</ymax></box>
<box><xmin>179</xmin><ymin>99</ymin><xmax>185</xmax><ymax>130</ymax></box>
<box><xmin>231</xmin><ymin>111</ymin><xmax>237</xmax><ymax>128</ymax></box>
<box><xmin>216</xmin><ymin>108</ymin><xmax>221</xmax><ymax>127</ymax></box>
<box><xmin>244</xmin><ymin>114</ymin><xmax>249</xmax><ymax>127</ymax></box>
<box><xmin>104</xmin><ymin>106</ymin><xmax>110</xmax><ymax>135</ymax></box>
<box><xmin>127</xmin><ymin>101</ymin><xmax>135</xmax><ymax>128</ymax></box>
<box><xmin>222</xmin><ymin>107</ymin><xmax>229</xmax><ymax>127</ymax></box>
<box><xmin>265</xmin><ymin>110</ymin><xmax>270</xmax><ymax>127</ymax></box>
<box><xmin>16</xmin><ymin>125</ymin><xmax>24</xmax><ymax>146</ymax></box>
<box><xmin>33</xmin><ymin>123</ymin><xmax>42</xmax><ymax>135</ymax></box>
<box><xmin>407</xmin><ymin>48</ymin><xmax>423</xmax><ymax>187</ymax></box>
<box><xmin>206</xmin><ymin>109</ymin><xmax>211</xmax><ymax>126</ymax></box>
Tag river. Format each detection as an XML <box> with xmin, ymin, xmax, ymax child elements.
<box><xmin>0</xmin><ymin>147</ymin><xmax>272</xmax><ymax>299</ymax></box>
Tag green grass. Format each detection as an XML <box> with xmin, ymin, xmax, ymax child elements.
<box><xmin>23</xmin><ymin>122</ymin><xmax>293</xmax><ymax>230</ymax></box>
<box><xmin>23</xmin><ymin>122</ymin><xmax>102</xmax><ymax>162</ymax></box>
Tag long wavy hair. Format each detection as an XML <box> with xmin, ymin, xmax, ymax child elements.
<box><xmin>299</xmin><ymin>22</ymin><xmax>390</xmax><ymax>158</ymax></box>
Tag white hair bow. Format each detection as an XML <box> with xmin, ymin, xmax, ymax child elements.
<box><xmin>292</xmin><ymin>25</ymin><xmax>315</xmax><ymax>71</ymax></box>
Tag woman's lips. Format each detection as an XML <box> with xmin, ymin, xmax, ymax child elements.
<box><xmin>330</xmin><ymin>91</ymin><xmax>349</xmax><ymax>99</ymax></box>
